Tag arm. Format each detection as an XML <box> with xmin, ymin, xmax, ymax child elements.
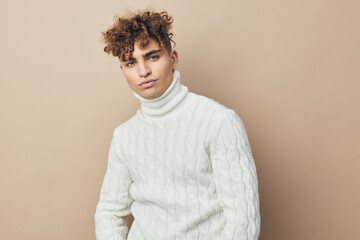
<box><xmin>95</xmin><ymin>128</ymin><xmax>134</xmax><ymax>240</ymax></box>
<box><xmin>209</xmin><ymin>109</ymin><xmax>260</xmax><ymax>240</ymax></box>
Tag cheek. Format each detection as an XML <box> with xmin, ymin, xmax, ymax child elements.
<box><xmin>154</xmin><ymin>58</ymin><xmax>173</xmax><ymax>74</ymax></box>
<box><xmin>122</xmin><ymin>72</ymin><xmax>137</xmax><ymax>90</ymax></box>
<box><xmin>123</xmin><ymin>71</ymin><xmax>135</xmax><ymax>83</ymax></box>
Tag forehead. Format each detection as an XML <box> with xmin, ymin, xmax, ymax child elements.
<box><xmin>132</xmin><ymin>39</ymin><xmax>163</xmax><ymax>56</ymax></box>
<box><xmin>120</xmin><ymin>38</ymin><xmax>164</xmax><ymax>61</ymax></box>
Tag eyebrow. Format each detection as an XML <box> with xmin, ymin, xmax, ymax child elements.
<box><xmin>122</xmin><ymin>49</ymin><xmax>162</xmax><ymax>62</ymax></box>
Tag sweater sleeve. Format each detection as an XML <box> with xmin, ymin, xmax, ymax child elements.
<box><xmin>209</xmin><ymin>109</ymin><xmax>261</xmax><ymax>240</ymax></box>
<box><xmin>95</xmin><ymin>128</ymin><xmax>134</xmax><ymax>240</ymax></box>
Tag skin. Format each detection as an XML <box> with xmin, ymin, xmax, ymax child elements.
<box><xmin>119</xmin><ymin>38</ymin><xmax>179</xmax><ymax>99</ymax></box>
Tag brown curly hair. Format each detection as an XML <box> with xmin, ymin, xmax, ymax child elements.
<box><xmin>102</xmin><ymin>10</ymin><xmax>175</xmax><ymax>61</ymax></box>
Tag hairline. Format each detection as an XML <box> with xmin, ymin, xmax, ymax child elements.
<box><xmin>118</xmin><ymin>38</ymin><xmax>172</xmax><ymax>62</ymax></box>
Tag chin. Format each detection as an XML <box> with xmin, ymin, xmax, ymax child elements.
<box><xmin>140</xmin><ymin>90</ymin><xmax>160</xmax><ymax>99</ymax></box>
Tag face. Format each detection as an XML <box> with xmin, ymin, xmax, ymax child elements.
<box><xmin>119</xmin><ymin>38</ymin><xmax>178</xmax><ymax>99</ymax></box>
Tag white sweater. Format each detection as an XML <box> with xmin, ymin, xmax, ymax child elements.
<box><xmin>95</xmin><ymin>70</ymin><xmax>260</xmax><ymax>240</ymax></box>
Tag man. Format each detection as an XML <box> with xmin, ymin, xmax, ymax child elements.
<box><xmin>95</xmin><ymin>10</ymin><xmax>260</xmax><ymax>240</ymax></box>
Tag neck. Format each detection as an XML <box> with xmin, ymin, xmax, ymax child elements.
<box><xmin>132</xmin><ymin>70</ymin><xmax>189</xmax><ymax>120</ymax></box>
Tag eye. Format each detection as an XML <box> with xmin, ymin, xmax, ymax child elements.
<box><xmin>148</xmin><ymin>55</ymin><xmax>159</xmax><ymax>60</ymax></box>
<box><xmin>126</xmin><ymin>61</ymin><xmax>135</xmax><ymax>67</ymax></box>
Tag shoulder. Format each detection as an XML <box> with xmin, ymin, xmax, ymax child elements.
<box><xmin>189</xmin><ymin>92</ymin><xmax>245</xmax><ymax>144</ymax></box>
<box><xmin>190</xmin><ymin>92</ymin><xmax>230</xmax><ymax>114</ymax></box>
<box><xmin>112</xmin><ymin>114</ymin><xmax>139</xmax><ymax>138</ymax></box>
<box><xmin>190</xmin><ymin>91</ymin><xmax>240</xmax><ymax>124</ymax></box>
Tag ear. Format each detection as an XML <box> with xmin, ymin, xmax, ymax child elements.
<box><xmin>170</xmin><ymin>50</ymin><xmax>179</xmax><ymax>70</ymax></box>
<box><xmin>118</xmin><ymin>57</ymin><xmax>123</xmax><ymax>70</ymax></box>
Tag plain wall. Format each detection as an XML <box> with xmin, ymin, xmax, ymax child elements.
<box><xmin>1</xmin><ymin>0</ymin><xmax>359</xmax><ymax>239</ymax></box>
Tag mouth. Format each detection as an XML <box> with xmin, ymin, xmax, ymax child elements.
<box><xmin>139</xmin><ymin>79</ymin><xmax>157</xmax><ymax>88</ymax></box>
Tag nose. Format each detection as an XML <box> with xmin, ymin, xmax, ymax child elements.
<box><xmin>138</xmin><ymin>61</ymin><xmax>151</xmax><ymax>78</ymax></box>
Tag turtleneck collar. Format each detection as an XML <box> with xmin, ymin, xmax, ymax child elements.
<box><xmin>132</xmin><ymin>70</ymin><xmax>189</xmax><ymax>120</ymax></box>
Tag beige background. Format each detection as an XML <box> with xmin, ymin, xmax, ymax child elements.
<box><xmin>1</xmin><ymin>0</ymin><xmax>359</xmax><ymax>239</ymax></box>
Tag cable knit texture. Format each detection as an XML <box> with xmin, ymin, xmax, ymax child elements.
<box><xmin>95</xmin><ymin>70</ymin><xmax>261</xmax><ymax>240</ymax></box>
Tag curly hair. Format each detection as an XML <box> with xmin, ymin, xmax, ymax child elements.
<box><xmin>102</xmin><ymin>10</ymin><xmax>175</xmax><ymax>61</ymax></box>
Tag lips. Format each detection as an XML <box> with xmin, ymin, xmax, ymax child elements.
<box><xmin>139</xmin><ymin>79</ymin><xmax>156</xmax><ymax>88</ymax></box>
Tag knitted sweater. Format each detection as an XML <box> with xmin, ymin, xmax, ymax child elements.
<box><xmin>95</xmin><ymin>70</ymin><xmax>261</xmax><ymax>240</ymax></box>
